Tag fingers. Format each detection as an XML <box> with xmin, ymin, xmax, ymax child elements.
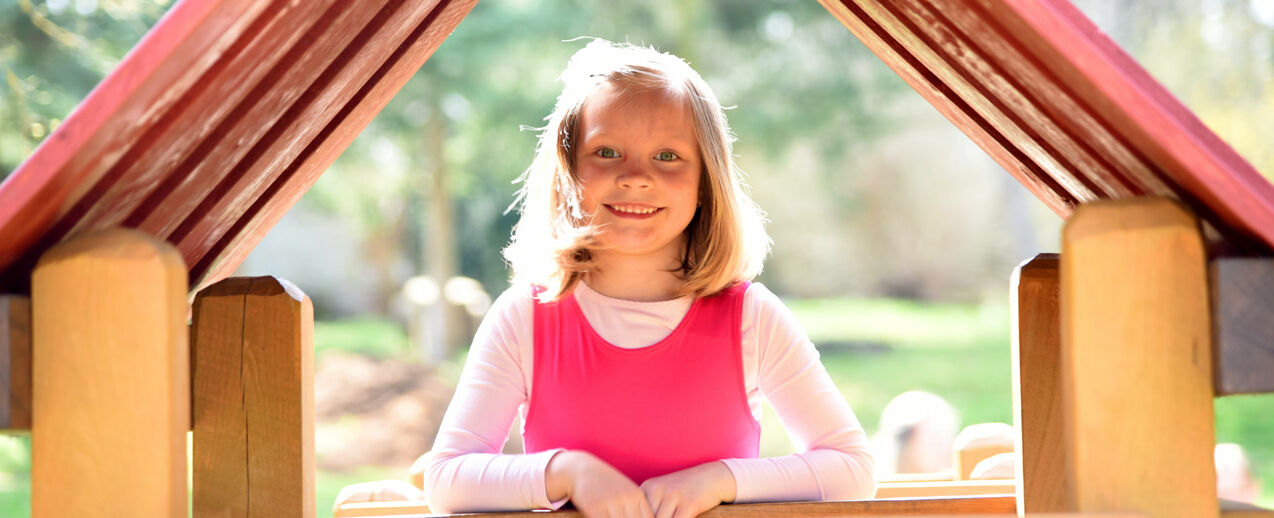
<box><xmin>653</xmin><ymin>500</ymin><xmax>677</xmax><ymax>518</ymax></box>
<box><xmin>635</xmin><ymin>495</ymin><xmax>655</xmax><ymax>518</ymax></box>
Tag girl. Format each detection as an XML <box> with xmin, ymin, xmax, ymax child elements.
<box><xmin>421</xmin><ymin>40</ymin><xmax>876</xmax><ymax>516</ymax></box>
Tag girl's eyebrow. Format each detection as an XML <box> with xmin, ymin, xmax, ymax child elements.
<box><xmin>579</xmin><ymin>132</ymin><xmax>694</xmax><ymax>147</ymax></box>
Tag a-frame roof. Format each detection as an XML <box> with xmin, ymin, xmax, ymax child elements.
<box><xmin>1</xmin><ymin>0</ymin><xmax>1272</xmax><ymax>295</ymax></box>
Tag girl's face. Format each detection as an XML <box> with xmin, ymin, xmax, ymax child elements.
<box><xmin>574</xmin><ymin>84</ymin><xmax>702</xmax><ymax>263</ymax></box>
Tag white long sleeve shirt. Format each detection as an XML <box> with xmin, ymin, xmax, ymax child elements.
<box><xmin>421</xmin><ymin>281</ymin><xmax>876</xmax><ymax>513</ymax></box>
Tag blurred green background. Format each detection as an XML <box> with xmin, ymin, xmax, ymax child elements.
<box><xmin>2</xmin><ymin>0</ymin><xmax>1273</xmax><ymax>515</ymax></box>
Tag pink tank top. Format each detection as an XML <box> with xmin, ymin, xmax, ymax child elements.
<box><xmin>522</xmin><ymin>282</ymin><xmax>761</xmax><ymax>484</ymax></box>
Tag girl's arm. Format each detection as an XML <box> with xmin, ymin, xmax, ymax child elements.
<box><xmin>419</xmin><ymin>287</ymin><xmax>565</xmax><ymax>513</ymax></box>
<box><xmin>720</xmin><ymin>283</ymin><xmax>878</xmax><ymax>502</ymax></box>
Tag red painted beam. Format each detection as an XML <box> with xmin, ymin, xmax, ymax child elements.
<box><xmin>821</xmin><ymin>0</ymin><xmax>1274</xmax><ymax>254</ymax></box>
<box><xmin>0</xmin><ymin>0</ymin><xmax>477</xmax><ymax>295</ymax></box>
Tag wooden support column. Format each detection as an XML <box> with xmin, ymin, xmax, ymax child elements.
<box><xmin>1061</xmin><ymin>198</ymin><xmax>1216</xmax><ymax>518</ymax></box>
<box><xmin>1211</xmin><ymin>258</ymin><xmax>1274</xmax><ymax>395</ymax></box>
<box><xmin>193</xmin><ymin>276</ymin><xmax>314</xmax><ymax>518</ymax></box>
<box><xmin>1</xmin><ymin>295</ymin><xmax>31</xmax><ymax>432</ymax></box>
<box><xmin>1010</xmin><ymin>253</ymin><xmax>1069</xmax><ymax>513</ymax></box>
<box><xmin>31</xmin><ymin>229</ymin><xmax>188</xmax><ymax>517</ymax></box>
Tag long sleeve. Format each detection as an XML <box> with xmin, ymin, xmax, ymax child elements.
<box><xmin>720</xmin><ymin>284</ymin><xmax>878</xmax><ymax>502</ymax></box>
<box><xmin>419</xmin><ymin>287</ymin><xmax>564</xmax><ymax>513</ymax></box>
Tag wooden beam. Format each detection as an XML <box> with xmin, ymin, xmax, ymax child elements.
<box><xmin>1011</xmin><ymin>253</ymin><xmax>1070</xmax><ymax>513</ymax></box>
<box><xmin>192</xmin><ymin>276</ymin><xmax>314</xmax><ymax>518</ymax></box>
<box><xmin>0</xmin><ymin>295</ymin><xmax>30</xmax><ymax>432</ymax></box>
<box><xmin>952</xmin><ymin>423</ymin><xmax>1014</xmax><ymax>481</ymax></box>
<box><xmin>1211</xmin><ymin>258</ymin><xmax>1274</xmax><ymax>395</ymax></box>
<box><xmin>189</xmin><ymin>0</ymin><xmax>479</xmax><ymax>292</ymax></box>
<box><xmin>31</xmin><ymin>228</ymin><xmax>188</xmax><ymax>517</ymax></box>
<box><xmin>1061</xmin><ymin>197</ymin><xmax>1216</xmax><ymax>518</ymax></box>
<box><xmin>334</xmin><ymin>496</ymin><xmax>1020</xmax><ymax>517</ymax></box>
<box><xmin>816</xmin><ymin>0</ymin><xmax>1274</xmax><ymax>253</ymax></box>
<box><xmin>0</xmin><ymin>0</ymin><xmax>479</xmax><ymax>296</ymax></box>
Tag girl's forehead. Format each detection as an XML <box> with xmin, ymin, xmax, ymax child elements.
<box><xmin>581</xmin><ymin>85</ymin><xmax>692</xmax><ymax>125</ymax></box>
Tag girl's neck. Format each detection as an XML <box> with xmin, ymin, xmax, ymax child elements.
<box><xmin>583</xmin><ymin>251</ymin><xmax>686</xmax><ymax>302</ymax></box>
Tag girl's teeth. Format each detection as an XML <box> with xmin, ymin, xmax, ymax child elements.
<box><xmin>614</xmin><ymin>206</ymin><xmax>655</xmax><ymax>214</ymax></box>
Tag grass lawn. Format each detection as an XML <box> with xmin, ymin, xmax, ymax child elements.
<box><xmin>1</xmin><ymin>296</ymin><xmax>1270</xmax><ymax>515</ymax></box>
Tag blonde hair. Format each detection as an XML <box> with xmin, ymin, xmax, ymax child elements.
<box><xmin>504</xmin><ymin>40</ymin><xmax>770</xmax><ymax>301</ymax></box>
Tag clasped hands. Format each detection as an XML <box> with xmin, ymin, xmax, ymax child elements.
<box><xmin>546</xmin><ymin>450</ymin><xmax>737</xmax><ymax>518</ymax></box>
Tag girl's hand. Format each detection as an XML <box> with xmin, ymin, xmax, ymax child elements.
<box><xmin>639</xmin><ymin>461</ymin><xmax>737</xmax><ymax>518</ymax></box>
<box><xmin>547</xmin><ymin>450</ymin><xmax>653</xmax><ymax>518</ymax></box>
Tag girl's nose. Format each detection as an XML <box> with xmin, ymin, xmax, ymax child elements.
<box><xmin>617</xmin><ymin>165</ymin><xmax>653</xmax><ymax>190</ymax></box>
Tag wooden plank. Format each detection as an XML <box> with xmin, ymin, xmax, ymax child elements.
<box><xmin>1211</xmin><ymin>258</ymin><xmax>1274</xmax><ymax>395</ymax></box>
<box><xmin>192</xmin><ymin>276</ymin><xmax>314</xmax><ymax>518</ymax></box>
<box><xmin>67</xmin><ymin>0</ymin><xmax>344</xmax><ymax>248</ymax></box>
<box><xmin>189</xmin><ymin>0</ymin><xmax>479</xmax><ymax>292</ymax></box>
<box><xmin>1061</xmin><ymin>197</ymin><xmax>1216</xmax><ymax>518</ymax></box>
<box><xmin>875</xmin><ymin>479</ymin><xmax>1015</xmax><ymax>498</ymax></box>
<box><xmin>138</xmin><ymin>0</ymin><xmax>397</xmax><ymax>243</ymax></box>
<box><xmin>191</xmin><ymin>276</ymin><xmax>253</xmax><ymax>518</ymax></box>
<box><xmin>1010</xmin><ymin>253</ymin><xmax>1070</xmax><ymax>513</ymax></box>
<box><xmin>0</xmin><ymin>295</ymin><xmax>31</xmax><ymax>432</ymax></box>
<box><xmin>0</xmin><ymin>0</ymin><xmax>479</xmax><ymax>297</ymax></box>
<box><xmin>332</xmin><ymin>498</ymin><xmax>1266</xmax><ymax>518</ymax></box>
<box><xmin>816</xmin><ymin>0</ymin><xmax>1076</xmax><ymax>215</ymax></box>
<box><xmin>334</xmin><ymin>496</ymin><xmax>1019</xmax><ymax>517</ymax></box>
<box><xmin>816</xmin><ymin>0</ymin><xmax>1274</xmax><ymax>253</ymax></box>
<box><xmin>987</xmin><ymin>0</ymin><xmax>1274</xmax><ymax>250</ymax></box>
<box><xmin>31</xmin><ymin>228</ymin><xmax>188</xmax><ymax>517</ymax></box>
<box><xmin>952</xmin><ymin>423</ymin><xmax>1014</xmax><ymax>480</ymax></box>
<box><xmin>0</xmin><ymin>0</ymin><xmax>270</xmax><ymax>288</ymax></box>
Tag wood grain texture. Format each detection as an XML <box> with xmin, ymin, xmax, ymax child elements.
<box><xmin>190</xmin><ymin>0</ymin><xmax>479</xmax><ymax>292</ymax></box>
<box><xmin>816</xmin><ymin>0</ymin><xmax>1274</xmax><ymax>254</ymax></box>
<box><xmin>1211</xmin><ymin>258</ymin><xmax>1274</xmax><ymax>395</ymax></box>
<box><xmin>31</xmin><ymin>228</ymin><xmax>188</xmax><ymax>517</ymax></box>
<box><xmin>0</xmin><ymin>0</ymin><xmax>479</xmax><ymax>296</ymax></box>
<box><xmin>1061</xmin><ymin>198</ymin><xmax>1216</xmax><ymax>518</ymax></box>
<box><xmin>192</xmin><ymin>276</ymin><xmax>253</xmax><ymax>518</ymax></box>
<box><xmin>1010</xmin><ymin>253</ymin><xmax>1070</xmax><ymax>513</ymax></box>
<box><xmin>0</xmin><ymin>295</ymin><xmax>30</xmax><ymax>432</ymax></box>
<box><xmin>0</xmin><ymin>0</ymin><xmax>269</xmax><ymax>290</ymax></box>
<box><xmin>192</xmin><ymin>276</ymin><xmax>314</xmax><ymax>518</ymax></box>
<box><xmin>334</xmin><ymin>496</ymin><xmax>1019</xmax><ymax>517</ymax></box>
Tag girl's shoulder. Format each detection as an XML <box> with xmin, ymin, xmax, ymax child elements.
<box><xmin>740</xmin><ymin>281</ymin><xmax>787</xmax><ymax>312</ymax></box>
<box><xmin>484</xmin><ymin>283</ymin><xmax>540</xmax><ymax>325</ymax></box>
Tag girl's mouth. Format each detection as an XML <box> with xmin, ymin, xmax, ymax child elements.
<box><xmin>605</xmin><ymin>204</ymin><xmax>662</xmax><ymax>219</ymax></box>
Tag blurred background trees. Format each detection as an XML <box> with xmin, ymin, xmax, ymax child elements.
<box><xmin>2</xmin><ymin>0</ymin><xmax>1274</xmax><ymax>512</ymax></box>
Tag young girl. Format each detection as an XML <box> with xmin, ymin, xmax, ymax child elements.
<box><xmin>420</xmin><ymin>40</ymin><xmax>876</xmax><ymax>516</ymax></box>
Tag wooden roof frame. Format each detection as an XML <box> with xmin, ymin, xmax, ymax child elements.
<box><xmin>1</xmin><ymin>0</ymin><xmax>1273</xmax><ymax>296</ymax></box>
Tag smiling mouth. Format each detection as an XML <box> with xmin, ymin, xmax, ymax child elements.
<box><xmin>605</xmin><ymin>204</ymin><xmax>662</xmax><ymax>218</ymax></box>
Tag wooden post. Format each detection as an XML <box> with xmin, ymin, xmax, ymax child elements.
<box><xmin>1061</xmin><ymin>198</ymin><xmax>1216</xmax><ymax>518</ymax></box>
<box><xmin>31</xmin><ymin>228</ymin><xmax>188</xmax><ymax>517</ymax></box>
<box><xmin>1</xmin><ymin>295</ymin><xmax>31</xmax><ymax>432</ymax></box>
<box><xmin>192</xmin><ymin>276</ymin><xmax>314</xmax><ymax>518</ymax></box>
<box><xmin>1010</xmin><ymin>253</ymin><xmax>1069</xmax><ymax>513</ymax></box>
<box><xmin>1211</xmin><ymin>258</ymin><xmax>1274</xmax><ymax>395</ymax></box>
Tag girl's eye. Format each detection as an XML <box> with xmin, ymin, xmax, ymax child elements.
<box><xmin>597</xmin><ymin>148</ymin><xmax>618</xmax><ymax>158</ymax></box>
<box><xmin>656</xmin><ymin>151</ymin><xmax>678</xmax><ymax>161</ymax></box>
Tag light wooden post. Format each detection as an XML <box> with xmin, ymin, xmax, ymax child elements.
<box><xmin>1011</xmin><ymin>253</ymin><xmax>1069</xmax><ymax>513</ymax></box>
<box><xmin>31</xmin><ymin>229</ymin><xmax>188</xmax><ymax>517</ymax></box>
<box><xmin>1</xmin><ymin>295</ymin><xmax>31</xmax><ymax>432</ymax></box>
<box><xmin>1061</xmin><ymin>198</ymin><xmax>1216</xmax><ymax>518</ymax></box>
<box><xmin>193</xmin><ymin>276</ymin><xmax>314</xmax><ymax>518</ymax></box>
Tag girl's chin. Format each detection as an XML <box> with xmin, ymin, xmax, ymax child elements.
<box><xmin>592</xmin><ymin>238</ymin><xmax>686</xmax><ymax>259</ymax></box>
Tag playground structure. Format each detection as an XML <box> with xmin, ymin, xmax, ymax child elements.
<box><xmin>1</xmin><ymin>0</ymin><xmax>1273</xmax><ymax>516</ymax></box>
